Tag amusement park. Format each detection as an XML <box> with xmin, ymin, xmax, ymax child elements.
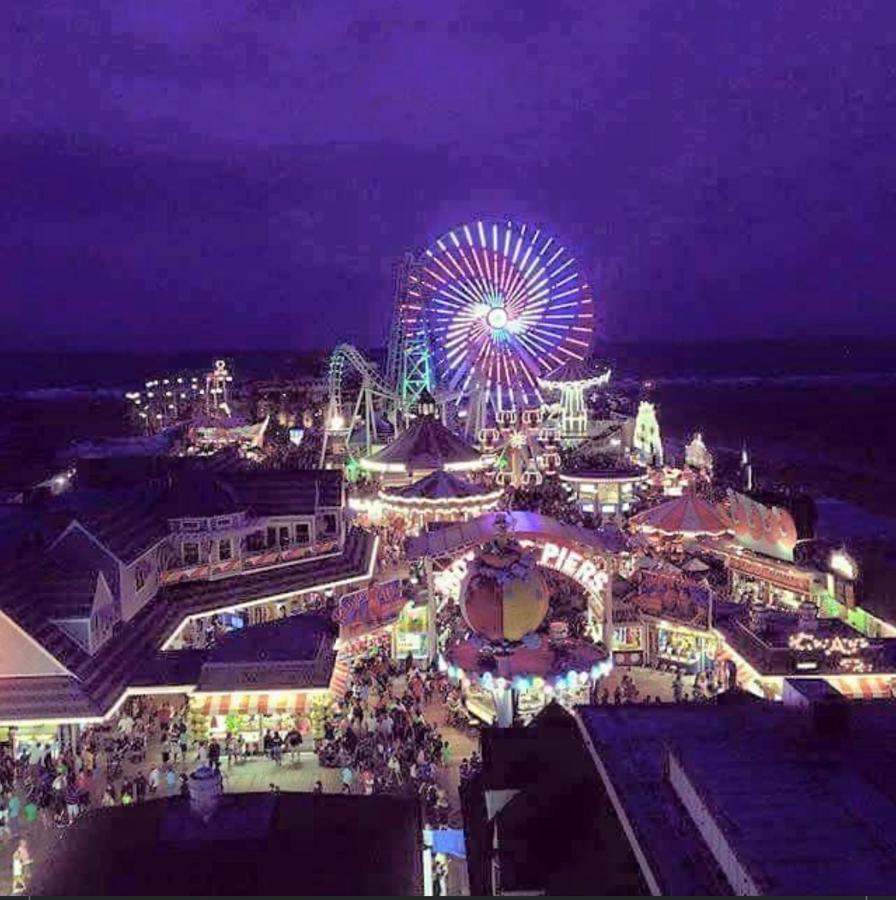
<box><xmin>2</xmin><ymin>216</ymin><xmax>896</xmax><ymax>897</ymax></box>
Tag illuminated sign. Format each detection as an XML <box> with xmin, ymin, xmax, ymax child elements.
<box><xmin>728</xmin><ymin>555</ymin><xmax>813</xmax><ymax>595</ymax></box>
<box><xmin>539</xmin><ymin>543</ymin><xmax>608</xmax><ymax>596</ymax></box>
<box><xmin>787</xmin><ymin>631</ymin><xmax>873</xmax><ymax>672</ymax></box>
<box><xmin>334</xmin><ymin>580</ymin><xmax>404</xmax><ymax>627</ymax></box>
<box><xmin>433</xmin><ymin>554</ymin><xmax>474</xmax><ymax>597</ymax></box>
<box><xmin>788</xmin><ymin>632</ymin><xmax>869</xmax><ymax>655</ymax></box>
<box><xmin>829</xmin><ymin>550</ymin><xmax>857</xmax><ymax>581</ymax></box>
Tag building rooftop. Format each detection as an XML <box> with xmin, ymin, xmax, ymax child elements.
<box><xmin>631</xmin><ymin>491</ymin><xmax>731</xmax><ymax>537</ymax></box>
<box><xmin>222</xmin><ymin>468</ymin><xmax>343</xmax><ymax>514</ymax></box>
<box><xmin>31</xmin><ymin>791</ymin><xmax>423</xmax><ymax>896</ymax></box>
<box><xmin>384</xmin><ymin>469</ymin><xmax>493</xmax><ymax>501</ymax></box>
<box><xmin>72</xmin><ymin>486</ymin><xmax>171</xmax><ymax>564</ymax></box>
<box><xmin>0</xmin><ymin>527</ymin><xmax>375</xmax><ymax>722</ymax></box>
<box><xmin>363</xmin><ymin>413</ymin><xmax>480</xmax><ymax>472</ymax></box>
<box><xmin>468</xmin><ymin>704</ymin><xmax>646</xmax><ymax>896</ymax></box>
<box><xmin>577</xmin><ymin>698</ymin><xmax>896</xmax><ymax>896</ymax></box>
<box><xmin>33</xmin><ymin>559</ymin><xmax>100</xmax><ymax>620</ymax></box>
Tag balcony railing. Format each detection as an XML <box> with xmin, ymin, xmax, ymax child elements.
<box><xmin>160</xmin><ymin>538</ymin><xmax>341</xmax><ymax>585</ymax></box>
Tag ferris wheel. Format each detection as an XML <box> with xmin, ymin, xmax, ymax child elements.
<box><xmin>414</xmin><ymin>219</ymin><xmax>594</xmax><ymax>418</ymax></box>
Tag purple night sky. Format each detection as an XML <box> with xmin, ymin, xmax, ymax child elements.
<box><xmin>2</xmin><ymin>0</ymin><xmax>895</xmax><ymax>351</ymax></box>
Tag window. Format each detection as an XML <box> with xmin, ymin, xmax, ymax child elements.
<box><xmin>183</xmin><ymin>542</ymin><xmax>200</xmax><ymax>565</ymax></box>
<box><xmin>215</xmin><ymin>517</ymin><xmax>232</xmax><ymax>528</ymax></box>
<box><xmin>320</xmin><ymin>513</ymin><xmax>338</xmax><ymax>535</ymax></box>
<box><xmin>246</xmin><ymin>531</ymin><xmax>265</xmax><ymax>552</ymax></box>
<box><xmin>266</xmin><ymin>527</ymin><xmax>277</xmax><ymax>549</ymax></box>
<box><xmin>218</xmin><ymin>539</ymin><xmax>232</xmax><ymax>561</ymax></box>
<box><xmin>278</xmin><ymin>526</ymin><xmax>291</xmax><ymax>548</ymax></box>
<box><xmin>295</xmin><ymin>522</ymin><xmax>311</xmax><ymax>545</ymax></box>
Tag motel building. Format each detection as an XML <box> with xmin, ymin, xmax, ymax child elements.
<box><xmin>0</xmin><ymin>469</ymin><xmax>381</xmax><ymax>756</ymax></box>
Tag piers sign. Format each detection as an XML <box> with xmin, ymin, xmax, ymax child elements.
<box><xmin>539</xmin><ymin>543</ymin><xmax>609</xmax><ymax>597</ymax></box>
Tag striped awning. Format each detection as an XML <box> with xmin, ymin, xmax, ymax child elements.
<box><xmin>195</xmin><ymin>692</ymin><xmax>310</xmax><ymax>717</ymax></box>
<box><xmin>831</xmin><ymin>676</ymin><xmax>896</xmax><ymax>700</ymax></box>
<box><xmin>329</xmin><ymin>652</ymin><xmax>352</xmax><ymax>699</ymax></box>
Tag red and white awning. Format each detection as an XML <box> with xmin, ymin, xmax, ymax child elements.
<box><xmin>195</xmin><ymin>692</ymin><xmax>311</xmax><ymax>717</ymax></box>
<box><xmin>329</xmin><ymin>652</ymin><xmax>352</xmax><ymax>699</ymax></box>
<box><xmin>631</xmin><ymin>491</ymin><xmax>731</xmax><ymax>537</ymax></box>
<box><xmin>830</xmin><ymin>676</ymin><xmax>896</xmax><ymax>700</ymax></box>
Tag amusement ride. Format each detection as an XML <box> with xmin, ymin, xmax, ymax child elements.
<box><xmin>322</xmin><ymin>218</ymin><xmax>601</xmax><ymax>466</ymax></box>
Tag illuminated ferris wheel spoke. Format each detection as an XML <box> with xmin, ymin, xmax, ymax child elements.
<box><xmin>471</xmin><ymin>245</ymin><xmax>489</xmax><ymax>287</ymax></box>
<box><xmin>550</xmin><ymin>257</ymin><xmax>575</xmax><ymax>279</ymax></box>
<box><xmin>440</xmin><ymin>280</ymin><xmax>486</xmax><ymax>311</ymax></box>
<box><xmin>545</xmin><ymin>246</ymin><xmax>565</xmax><ymax>268</ymax></box>
<box><xmin>442</xmin><ymin>248</ymin><xmax>466</xmax><ymax>280</ymax></box>
<box><xmin>479</xmin><ymin>246</ymin><xmax>493</xmax><ymax>289</ymax></box>
<box><xmin>455</xmin><ymin>245</ymin><xmax>478</xmax><ymax>280</ymax></box>
<box><xmin>553</xmin><ymin>271</ymin><xmax>579</xmax><ymax>290</ymax></box>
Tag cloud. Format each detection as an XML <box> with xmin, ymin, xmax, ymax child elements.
<box><xmin>1</xmin><ymin>0</ymin><xmax>895</xmax><ymax>349</ymax></box>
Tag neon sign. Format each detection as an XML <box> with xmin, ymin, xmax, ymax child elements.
<box><xmin>539</xmin><ymin>543</ymin><xmax>608</xmax><ymax>596</ymax></box>
<box><xmin>334</xmin><ymin>580</ymin><xmax>404</xmax><ymax>627</ymax></box>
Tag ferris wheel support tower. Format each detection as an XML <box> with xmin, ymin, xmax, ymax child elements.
<box><xmin>386</xmin><ymin>251</ymin><xmax>435</xmax><ymax>412</ymax></box>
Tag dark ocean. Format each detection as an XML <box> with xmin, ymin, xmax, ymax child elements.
<box><xmin>1</xmin><ymin>339</ymin><xmax>895</xmax><ymax>527</ymax></box>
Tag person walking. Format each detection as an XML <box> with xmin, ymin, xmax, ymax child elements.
<box><xmin>208</xmin><ymin>739</ymin><xmax>221</xmax><ymax>771</ymax></box>
<box><xmin>285</xmin><ymin>728</ymin><xmax>303</xmax><ymax>764</ymax></box>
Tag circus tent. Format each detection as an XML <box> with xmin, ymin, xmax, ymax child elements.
<box><xmin>630</xmin><ymin>492</ymin><xmax>731</xmax><ymax>537</ymax></box>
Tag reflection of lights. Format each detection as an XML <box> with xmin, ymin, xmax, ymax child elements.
<box><xmin>830</xmin><ymin>551</ymin><xmax>857</xmax><ymax>581</ymax></box>
<box><xmin>329</xmin><ymin>414</ymin><xmax>345</xmax><ymax>431</ymax></box>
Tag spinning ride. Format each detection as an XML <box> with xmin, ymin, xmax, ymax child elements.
<box><xmin>438</xmin><ymin>515</ymin><xmax>611</xmax><ymax>726</ymax></box>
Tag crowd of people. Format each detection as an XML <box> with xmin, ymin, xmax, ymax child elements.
<box><xmin>316</xmin><ymin>646</ymin><xmax>453</xmax><ymax>826</ymax></box>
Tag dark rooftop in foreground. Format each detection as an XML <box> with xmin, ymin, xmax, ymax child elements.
<box><xmin>464</xmin><ymin>704</ymin><xmax>646</xmax><ymax>897</ymax></box>
<box><xmin>577</xmin><ymin>698</ymin><xmax>896</xmax><ymax>896</ymax></box>
<box><xmin>31</xmin><ymin>792</ymin><xmax>423</xmax><ymax>896</ymax></box>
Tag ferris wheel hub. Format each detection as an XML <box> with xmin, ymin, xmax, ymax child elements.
<box><xmin>486</xmin><ymin>306</ymin><xmax>509</xmax><ymax>330</ymax></box>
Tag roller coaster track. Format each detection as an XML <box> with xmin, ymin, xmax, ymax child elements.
<box><xmin>328</xmin><ymin>343</ymin><xmax>398</xmax><ymax>413</ymax></box>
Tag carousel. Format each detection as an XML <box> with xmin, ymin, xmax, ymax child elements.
<box><xmin>440</xmin><ymin>523</ymin><xmax>611</xmax><ymax>726</ymax></box>
<box><xmin>378</xmin><ymin>469</ymin><xmax>502</xmax><ymax>529</ymax></box>
<box><xmin>359</xmin><ymin>389</ymin><xmax>484</xmax><ymax>484</ymax></box>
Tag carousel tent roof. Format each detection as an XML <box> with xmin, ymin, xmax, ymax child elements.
<box><xmin>681</xmin><ymin>557</ymin><xmax>711</xmax><ymax>573</ymax></box>
<box><xmin>384</xmin><ymin>469</ymin><xmax>493</xmax><ymax>502</ymax></box>
<box><xmin>362</xmin><ymin>413</ymin><xmax>480</xmax><ymax>472</ymax></box>
<box><xmin>630</xmin><ymin>492</ymin><xmax>731</xmax><ymax>537</ymax></box>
